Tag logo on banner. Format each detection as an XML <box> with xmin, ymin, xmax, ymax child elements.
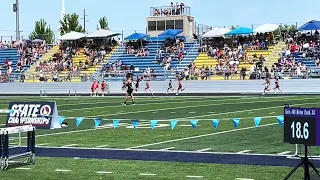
<box><xmin>6</xmin><ymin>102</ymin><xmax>57</xmax><ymax>128</ymax></box>
<box><xmin>40</xmin><ymin>105</ymin><xmax>51</xmax><ymax>116</ymax></box>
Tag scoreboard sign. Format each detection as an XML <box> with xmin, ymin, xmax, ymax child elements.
<box><xmin>5</xmin><ymin>102</ymin><xmax>61</xmax><ymax>129</ymax></box>
<box><xmin>284</xmin><ymin>107</ymin><xmax>319</xmax><ymax>146</ymax></box>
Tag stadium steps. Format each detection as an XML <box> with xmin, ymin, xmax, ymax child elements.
<box><xmin>264</xmin><ymin>42</ymin><xmax>286</xmax><ymax>69</ymax></box>
<box><xmin>24</xmin><ymin>45</ymin><xmax>60</xmax><ymax>75</ymax></box>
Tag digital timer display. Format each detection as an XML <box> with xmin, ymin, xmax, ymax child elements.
<box><xmin>284</xmin><ymin>107</ymin><xmax>318</xmax><ymax>146</ymax></box>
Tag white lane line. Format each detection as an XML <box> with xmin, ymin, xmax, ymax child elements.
<box><xmin>37</xmin><ymin>143</ymin><xmax>50</xmax><ymax>146</ymax></box>
<box><xmin>24</xmin><ymin>100</ymin><xmax>319</xmax><ymax>140</ymax></box>
<box><xmin>186</xmin><ymin>175</ymin><xmax>203</xmax><ymax>178</ymax></box>
<box><xmin>176</xmin><ymin>101</ymin><xmax>320</xmax><ymax>120</ymax></box>
<box><xmin>127</xmin><ymin>123</ymin><xmax>278</xmax><ymax>149</ymax></box>
<box><xmin>278</xmin><ymin>151</ymin><xmax>291</xmax><ymax>155</ymax></box>
<box><xmin>96</xmin><ymin>145</ymin><xmax>109</xmax><ymax>148</ymax></box>
<box><xmin>30</xmin><ymin>145</ymin><xmax>296</xmax><ymax>157</ymax></box>
<box><xmin>160</xmin><ymin>147</ymin><xmax>175</xmax><ymax>151</ymax></box>
<box><xmin>170</xmin><ymin>112</ymin><xmax>176</xmax><ymax>114</ymax></box>
<box><xmin>61</xmin><ymin>96</ymin><xmax>309</xmax><ymax>116</ymax></box>
<box><xmin>237</xmin><ymin>150</ymin><xmax>251</xmax><ymax>154</ymax></box>
<box><xmin>189</xmin><ymin>112</ymin><xmax>196</xmax><ymax>113</ymax></box>
<box><xmin>61</xmin><ymin>144</ymin><xmax>78</xmax><ymax>147</ymax></box>
<box><xmin>235</xmin><ymin>178</ymin><xmax>254</xmax><ymax>180</ymax></box>
<box><xmin>60</xmin><ymin>97</ymin><xmax>242</xmax><ymax>113</ymax></box>
<box><xmin>139</xmin><ymin>173</ymin><xmax>157</xmax><ymax>176</ymax></box>
<box><xmin>0</xmin><ymin>124</ymin><xmax>5</xmax><ymax>126</ymax></box>
<box><xmin>269</xmin><ymin>112</ymin><xmax>276</xmax><ymax>114</ymax></box>
<box><xmin>196</xmin><ymin>148</ymin><xmax>212</xmax><ymax>152</ymax></box>
<box><xmin>55</xmin><ymin>169</ymin><xmax>71</xmax><ymax>172</ymax></box>
<box><xmin>96</xmin><ymin>171</ymin><xmax>112</xmax><ymax>174</ymax></box>
<box><xmin>73</xmin><ymin>157</ymin><xmax>80</xmax><ymax>159</ymax></box>
<box><xmin>16</xmin><ymin>167</ymin><xmax>31</xmax><ymax>170</ymax></box>
<box><xmin>287</xmin><ymin>156</ymin><xmax>320</xmax><ymax>160</ymax></box>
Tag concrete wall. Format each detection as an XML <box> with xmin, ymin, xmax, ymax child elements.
<box><xmin>0</xmin><ymin>79</ymin><xmax>320</xmax><ymax>95</ymax></box>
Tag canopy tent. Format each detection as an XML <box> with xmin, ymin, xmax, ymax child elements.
<box><xmin>158</xmin><ymin>29</ymin><xmax>183</xmax><ymax>37</ymax></box>
<box><xmin>298</xmin><ymin>20</ymin><xmax>320</xmax><ymax>31</ymax></box>
<box><xmin>202</xmin><ymin>27</ymin><xmax>231</xmax><ymax>38</ymax></box>
<box><xmin>58</xmin><ymin>31</ymin><xmax>87</xmax><ymax>40</ymax></box>
<box><xmin>86</xmin><ymin>29</ymin><xmax>119</xmax><ymax>38</ymax></box>
<box><xmin>225</xmin><ymin>27</ymin><xmax>253</xmax><ymax>36</ymax></box>
<box><xmin>254</xmin><ymin>24</ymin><xmax>279</xmax><ymax>33</ymax></box>
<box><xmin>124</xmin><ymin>33</ymin><xmax>149</xmax><ymax>40</ymax></box>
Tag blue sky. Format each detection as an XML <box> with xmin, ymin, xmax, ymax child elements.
<box><xmin>1</xmin><ymin>0</ymin><xmax>320</xmax><ymax>41</ymax></box>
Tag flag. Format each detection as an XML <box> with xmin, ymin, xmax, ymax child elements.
<box><xmin>59</xmin><ymin>116</ymin><xmax>66</xmax><ymax>125</ymax></box>
<box><xmin>190</xmin><ymin>120</ymin><xmax>198</xmax><ymax>129</ymax></box>
<box><xmin>253</xmin><ymin>117</ymin><xmax>262</xmax><ymax>127</ymax></box>
<box><xmin>76</xmin><ymin>117</ymin><xmax>84</xmax><ymax>127</ymax></box>
<box><xmin>211</xmin><ymin>119</ymin><xmax>219</xmax><ymax>130</ymax></box>
<box><xmin>150</xmin><ymin>120</ymin><xmax>158</xmax><ymax>130</ymax></box>
<box><xmin>170</xmin><ymin>120</ymin><xmax>178</xmax><ymax>131</ymax></box>
<box><xmin>113</xmin><ymin>119</ymin><xmax>120</xmax><ymax>129</ymax></box>
<box><xmin>132</xmin><ymin>120</ymin><xmax>139</xmax><ymax>129</ymax></box>
<box><xmin>277</xmin><ymin>116</ymin><xmax>284</xmax><ymax>126</ymax></box>
<box><xmin>232</xmin><ymin>118</ymin><xmax>240</xmax><ymax>129</ymax></box>
<box><xmin>94</xmin><ymin>118</ymin><xmax>102</xmax><ymax>128</ymax></box>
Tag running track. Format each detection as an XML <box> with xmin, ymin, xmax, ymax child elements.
<box><xmin>10</xmin><ymin>147</ymin><xmax>320</xmax><ymax>167</ymax></box>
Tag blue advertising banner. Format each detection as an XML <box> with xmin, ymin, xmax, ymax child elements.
<box><xmin>6</xmin><ymin>102</ymin><xmax>60</xmax><ymax>129</ymax></box>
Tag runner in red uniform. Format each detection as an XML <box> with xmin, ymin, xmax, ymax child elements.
<box><xmin>101</xmin><ymin>81</ymin><xmax>107</xmax><ymax>96</ymax></box>
<box><xmin>176</xmin><ymin>78</ymin><xmax>185</xmax><ymax>95</ymax></box>
<box><xmin>273</xmin><ymin>78</ymin><xmax>284</xmax><ymax>94</ymax></box>
<box><xmin>95</xmin><ymin>81</ymin><xmax>100</xmax><ymax>96</ymax></box>
<box><xmin>90</xmin><ymin>81</ymin><xmax>96</xmax><ymax>96</ymax></box>
<box><xmin>144</xmin><ymin>80</ymin><xmax>154</xmax><ymax>96</ymax></box>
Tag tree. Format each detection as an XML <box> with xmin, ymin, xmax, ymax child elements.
<box><xmin>59</xmin><ymin>13</ymin><xmax>85</xmax><ymax>36</ymax></box>
<box><xmin>97</xmin><ymin>16</ymin><xmax>109</xmax><ymax>30</ymax></box>
<box><xmin>274</xmin><ymin>24</ymin><xmax>297</xmax><ymax>36</ymax></box>
<box><xmin>29</xmin><ymin>19</ymin><xmax>55</xmax><ymax>44</ymax></box>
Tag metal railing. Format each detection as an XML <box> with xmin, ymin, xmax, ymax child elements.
<box><xmin>150</xmin><ymin>6</ymin><xmax>191</xmax><ymax>17</ymax></box>
<box><xmin>0</xmin><ymin>67</ymin><xmax>316</xmax><ymax>83</ymax></box>
<box><xmin>173</xmin><ymin>42</ymin><xmax>199</xmax><ymax>71</ymax></box>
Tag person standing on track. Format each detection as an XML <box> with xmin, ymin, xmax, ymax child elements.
<box><xmin>95</xmin><ymin>81</ymin><xmax>100</xmax><ymax>96</ymax></box>
<box><xmin>123</xmin><ymin>78</ymin><xmax>135</xmax><ymax>105</ymax></box>
<box><xmin>91</xmin><ymin>81</ymin><xmax>96</xmax><ymax>96</ymax></box>
<box><xmin>101</xmin><ymin>81</ymin><xmax>109</xmax><ymax>96</ymax></box>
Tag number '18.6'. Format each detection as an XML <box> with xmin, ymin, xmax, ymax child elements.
<box><xmin>291</xmin><ymin>121</ymin><xmax>309</xmax><ymax>139</ymax></box>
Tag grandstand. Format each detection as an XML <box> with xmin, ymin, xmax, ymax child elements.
<box><xmin>101</xmin><ymin>37</ymin><xmax>199</xmax><ymax>81</ymax></box>
<box><xmin>0</xmin><ymin>48</ymin><xmax>18</xmax><ymax>73</ymax></box>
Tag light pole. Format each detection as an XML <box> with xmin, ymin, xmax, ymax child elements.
<box><xmin>13</xmin><ymin>0</ymin><xmax>20</xmax><ymax>41</ymax></box>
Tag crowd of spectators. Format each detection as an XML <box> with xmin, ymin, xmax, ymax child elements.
<box><xmin>0</xmin><ymin>40</ymin><xmax>48</xmax><ymax>82</ymax></box>
<box><xmin>269</xmin><ymin>31</ymin><xmax>320</xmax><ymax>79</ymax></box>
<box><xmin>35</xmin><ymin>38</ymin><xmax>118</xmax><ymax>82</ymax></box>
<box><xmin>153</xmin><ymin>2</ymin><xmax>186</xmax><ymax>16</ymax></box>
<box><xmin>155</xmin><ymin>38</ymin><xmax>185</xmax><ymax>71</ymax></box>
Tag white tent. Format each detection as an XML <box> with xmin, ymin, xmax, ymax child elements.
<box><xmin>202</xmin><ymin>27</ymin><xmax>231</xmax><ymax>38</ymax></box>
<box><xmin>86</xmin><ymin>29</ymin><xmax>119</xmax><ymax>38</ymax></box>
<box><xmin>254</xmin><ymin>24</ymin><xmax>279</xmax><ymax>33</ymax></box>
<box><xmin>58</xmin><ymin>31</ymin><xmax>87</xmax><ymax>40</ymax></box>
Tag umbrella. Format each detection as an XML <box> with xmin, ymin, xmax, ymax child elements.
<box><xmin>15</xmin><ymin>40</ymin><xmax>25</xmax><ymax>45</ymax></box>
<box><xmin>32</xmin><ymin>39</ymin><xmax>43</xmax><ymax>43</ymax></box>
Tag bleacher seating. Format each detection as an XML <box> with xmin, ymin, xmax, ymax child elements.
<box><xmin>104</xmin><ymin>37</ymin><xmax>199</xmax><ymax>80</ymax></box>
<box><xmin>0</xmin><ymin>49</ymin><xmax>19</xmax><ymax>73</ymax></box>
